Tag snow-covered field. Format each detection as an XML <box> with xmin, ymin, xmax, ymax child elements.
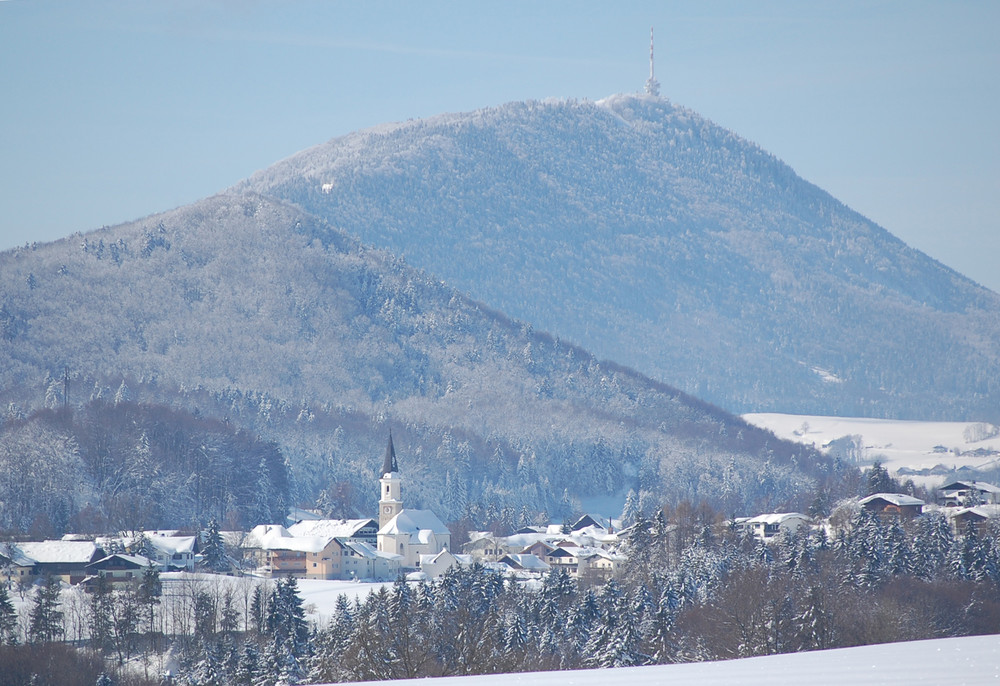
<box><xmin>744</xmin><ymin>413</ymin><xmax>1000</xmax><ymax>486</ymax></box>
<box><xmin>332</xmin><ymin>634</ymin><xmax>1000</xmax><ymax>686</ymax></box>
<box><xmin>157</xmin><ymin>573</ymin><xmax>388</xmax><ymax>623</ymax></box>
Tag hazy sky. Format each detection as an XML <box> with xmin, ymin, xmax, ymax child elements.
<box><xmin>2</xmin><ymin>1</ymin><xmax>998</xmax><ymax>291</ymax></box>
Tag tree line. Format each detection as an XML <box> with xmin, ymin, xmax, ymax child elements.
<box><xmin>2</xmin><ymin>501</ymin><xmax>998</xmax><ymax>685</ymax></box>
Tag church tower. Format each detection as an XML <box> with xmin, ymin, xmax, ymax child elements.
<box><xmin>378</xmin><ymin>433</ymin><xmax>403</xmax><ymax>528</ymax></box>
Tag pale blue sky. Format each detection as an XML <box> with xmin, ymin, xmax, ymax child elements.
<box><xmin>2</xmin><ymin>1</ymin><xmax>998</xmax><ymax>290</ymax></box>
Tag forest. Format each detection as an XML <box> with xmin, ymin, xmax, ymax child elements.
<box><xmin>0</xmin><ymin>400</ymin><xmax>288</xmax><ymax>536</ymax></box>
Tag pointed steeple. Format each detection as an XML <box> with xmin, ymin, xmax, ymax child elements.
<box><xmin>382</xmin><ymin>431</ymin><xmax>399</xmax><ymax>476</ymax></box>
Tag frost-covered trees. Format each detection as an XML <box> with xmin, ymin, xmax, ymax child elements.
<box><xmin>28</xmin><ymin>576</ymin><xmax>64</xmax><ymax>644</ymax></box>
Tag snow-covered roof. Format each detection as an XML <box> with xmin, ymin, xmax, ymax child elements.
<box><xmin>378</xmin><ymin>509</ymin><xmax>449</xmax><ymax>536</ymax></box>
<box><xmin>87</xmin><ymin>554</ymin><xmax>155</xmax><ymax>569</ymax></box>
<box><xmin>343</xmin><ymin>540</ymin><xmax>402</xmax><ymax>561</ymax></box>
<box><xmin>948</xmin><ymin>505</ymin><xmax>1000</xmax><ymax>520</ymax></box>
<box><xmin>502</xmin><ymin>532</ymin><xmax>555</xmax><ymax>549</ymax></box>
<box><xmin>17</xmin><ymin>540</ymin><xmax>100</xmax><ymax>564</ymax></box>
<box><xmin>288</xmin><ymin>518</ymin><xmax>376</xmax><ymax>539</ymax></box>
<box><xmin>0</xmin><ymin>545</ymin><xmax>35</xmax><ymax>567</ymax></box>
<box><xmin>742</xmin><ymin>512</ymin><xmax>810</xmax><ymax>525</ymax></box>
<box><xmin>146</xmin><ymin>534</ymin><xmax>197</xmax><ymax>555</ymax></box>
<box><xmin>502</xmin><ymin>553</ymin><xmax>550</xmax><ymax>571</ymax></box>
<box><xmin>286</xmin><ymin>506</ymin><xmax>324</xmax><ymax>525</ymax></box>
<box><xmin>860</xmin><ymin>493</ymin><xmax>925</xmax><ymax>507</ymax></box>
<box><xmin>940</xmin><ymin>481</ymin><xmax>1000</xmax><ymax>495</ymax></box>
<box><xmin>247</xmin><ymin>524</ymin><xmax>337</xmax><ymax>554</ymax></box>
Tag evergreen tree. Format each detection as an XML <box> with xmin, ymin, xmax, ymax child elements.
<box><xmin>621</xmin><ymin>489</ymin><xmax>639</xmax><ymax>528</ymax></box>
<box><xmin>913</xmin><ymin>511</ymin><xmax>954</xmax><ymax>580</ymax></box>
<box><xmin>201</xmin><ymin>517</ymin><xmax>228</xmax><ymax>572</ymax></box>
<box><xmin>267</xmin><ymin>577</ymin><xmax>309</xmax><ymax>660</ymax></box>
<box><xmin>89</xmin><ymin>573</ymin><xmax>113</xmax><ymax>654</ymax></box>
<box><xmin>795</xmin><ymin>585</ymin><xmax>833</xmax><ymax>650</ymax></box>
<box><xmin>28</xmin><ymin>575</ymin><xmax>64</xmax><ymax>643</ymax></box>
<box><xmin>232</xmin><ymin>641</ymin><xmax>261</xmax><ymax>686</ymax></box>
<box><xmin>0</xmin><ymin>582</ymin><xmax>17</xmax><ymax>644</ymax></box>
<box><xmin>863</xmin><ymin>461</ymin><xmax>897</xmax><ymax>496</ymax></box>
<box><xmin>137</xmin><ymin>563</ymin><xmax>162</xmax><ymax>638</ymax></box>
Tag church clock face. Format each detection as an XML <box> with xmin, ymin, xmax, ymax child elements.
<box><xmin>383</xmin><ymin>506</ymin><xmax>392</xmax><ymax>514</ymax></box>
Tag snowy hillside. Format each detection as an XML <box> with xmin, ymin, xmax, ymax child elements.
<box><xmin>744</xmin><ymin>413</ymin><xmax>1000</xmax><ymax>486</ymax></box>
<box><xmin>239</xmin><ymin>95</ymin><xmax>1000</xmax><ymax>421</ymax></box>
<box><xmin>0</xmin><ymin>193</ymin><xmax>837</xmax><ymax>530</ymax></box>
<box><xmin>331</xmin><ymin>635</ymin><xmax>1000</xmax><ymax>686</ymax></box>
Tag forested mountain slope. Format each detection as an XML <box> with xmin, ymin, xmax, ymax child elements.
<box><xmin>0</xmin><ymin>194</ymin><xmax>834</xmax><ymax>530</ymax></box>
<box><xmin>238</xmin><ymin>95</ymin><xmax>1000</xmax><ymax>420</ymax></box>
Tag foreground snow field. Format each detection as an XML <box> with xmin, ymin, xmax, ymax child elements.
<box><xmin>333</xmin><ymin>635</ymin><xmax>1000</xmax><ymax>686</ymax></box>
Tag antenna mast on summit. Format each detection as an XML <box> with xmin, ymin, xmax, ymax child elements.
<box><xmin>645</xmin><ymin>26</ymin><xmax>661</xmax><ymax>97</ymax></box>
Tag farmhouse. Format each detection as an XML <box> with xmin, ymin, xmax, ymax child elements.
<box><xmin>938</xmin><ymin>481</ymin><xmax>1000</xmax><ymax>507</ymax></box>
<box><xmin>859</xmin><ymin>493</ymin><xmax>925</xmax><ymax>517</ymax></box>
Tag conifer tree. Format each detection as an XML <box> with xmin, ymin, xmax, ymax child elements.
<box><xmin>0</xmin><ymin>582</ymin><xmax>17</xmax><ymax>644</ymax></box>
<box><xmin>201</xmin><ymin>517</ymin><xmax>228</xmax><ymax>572</ymax></box>
<box><xmin>28</xmin><ymin>575</ymin><xmax>64</xmax><ymax>643</ymax></box>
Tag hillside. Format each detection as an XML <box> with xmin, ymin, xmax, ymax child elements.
<box><xmin>0</xmin><ymin>194</ymin><xmax>834</xmax><ymax>530</ymax></box>
<box><xmin>238</xmin><ymin>95</ymin><xmax>1000</xmax><ymax>421</ymax></box>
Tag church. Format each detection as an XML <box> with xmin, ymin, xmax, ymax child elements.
<box><xmin>376</xmin><ymin>434</ymin><xmax>452</xmax><ymax>569</ymax></box>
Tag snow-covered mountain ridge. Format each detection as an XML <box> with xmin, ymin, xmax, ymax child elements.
<box><xmin>238</xmin><ymin>95</ymin><xmax>1000</xmax><ymax>421</ymax></box>
<box><xmin>0</xmin><ymin>193</ymin><xmax>834</xmax><ymax>528</ymax></box>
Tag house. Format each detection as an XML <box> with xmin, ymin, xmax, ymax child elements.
<box><xmin>145</xmin><ymin>532</ymin><xmax>199</xmax><ymax>572</ymax></box>
<box><xmin>570</xmin><ymin>514</ymin><xmax>615</xmax><ymax>532</ymax></box>
<box><xmin>462</xmin><ymin>534</ymin><xmax>508</xmax><ymax>562</ymax></box>
<box><xmin>246</xmin><ymin>524</ymin><xmax>346</xmax><ymax>579</ymax></box>
<box><xmin>577</xmin><ymin>548</ymin><xmax>623</xmax><ymax>582</ymax></box>
<box><xmin>375</xmin><ymin>435</ymin><xmax>451</xmax><ymax>568</ymax></box>
<box><xmin>938</xmin><ymin>481</ymin><xmax>1000</xmax><ymax>507</ymax></box>
<box><xmin>419</xmin><ymin>549</ymin><xmax>473</xmax><ymax>578</ymax></box>
<box><xmin>340</xmin><ymin>540</ymin><xmax>402</xmax><ymax>580</ymax></box>
<box><xmin>497</xmin><ymin>553</ymin><xmax>550</xmax><ymax>576</ymax></box>
<box><xmin>734</xmin><ymin>513</ymin><xmax>811</xmax><ymax>541</ymax></box>
<box><xmin>859</xmin><ymin>493</ymin><xmax>925</xmax><ymax>517</ymax></box>
<box><xmin>84</xmin><ymin>554</ymin><xmax>156</xmax><ymax>588</ymax></box>
<box><xmin>15</xmin><ymin>540</ymin><xmax>105</xmax><ymax>584</ymax></box>
<box><xmin>288</xmin><ymin>518</ymin><xmax>379</xmax><ymax>547</ymax></box>
<box><xmin>544</xmin><ymin>547</ymin><xmax>581</xmax><ymax>576</ymax></box>
<box><xmin>947</xmin><ymin>505</ymin><xmax>1000</xmax><ymax>532</ymax></box>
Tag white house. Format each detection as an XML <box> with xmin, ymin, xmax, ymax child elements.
<box><xmin>341</xmin><ymin>540</ymin><xmax>402</xmax><ymax>580</ymax></box>
<box><xmin>418</xmin><ymin>549</ymin><xmax>473</xmax><ymax>578</ymax></box>
<box><xmin>145</xmin><ymin>532</ymin><xmax>198</xmax><ymax>571</ymax></box>
<box><xmin>938</xmin><ymin>481</ymin><xmax>1000</xmax><ymax>507</ymax></box>
<box><xmin>735</xmin><ymin>513</ymin><xmax>811</xmax><ymax>541</ymax></box>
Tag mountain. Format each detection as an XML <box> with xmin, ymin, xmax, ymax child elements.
<box><xmin>0</xmin><ymin>193</ymin><xmax>836</xmax><ymax>532</ymax></box>
<box><xmin>237</xmin><ymin>94</ymin><xmax>1000</xmax><ymax>421</ymax></box>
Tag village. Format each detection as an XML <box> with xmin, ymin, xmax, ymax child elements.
<box><xmin>4</xmin><ymin>436</ymin><xmax>999</xmax><ymax>594</ymax></box>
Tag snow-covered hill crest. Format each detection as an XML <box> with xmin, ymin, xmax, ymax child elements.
<box><xmin>238</xmin><ymin>95</ymin><xmax>1000</xmax><ymax>421</ymax></box>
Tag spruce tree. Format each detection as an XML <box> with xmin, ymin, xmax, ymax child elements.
<box><xmin>202</xmin><ymin>517</ymin><xmax>228</xmax><ymax>572</ymax></box>
<box><xmin>0</xmin><ymin>582</ymin><xmax>17</xmax><ymax>644</ymax></box>
<box><xmin>28</xmin><ymin>575</ymin><xmax>64</xmax><ymax>643</ymax></box>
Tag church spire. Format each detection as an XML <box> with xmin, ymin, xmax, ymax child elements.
<box><xmin>382</xmin><ymin>431</ymin><xmax>399</xmax><ymax>476</ymax></box>
<box><xmin>379</xmin><ymin>432</ymin><xmax>403</xmax><ymax>528</ymax></box>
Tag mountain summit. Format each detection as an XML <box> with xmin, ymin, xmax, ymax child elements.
<box><xmin>239</xmin><ymin>95</ymin><xmax>1000</xmax><ymax>420</ymax></box>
